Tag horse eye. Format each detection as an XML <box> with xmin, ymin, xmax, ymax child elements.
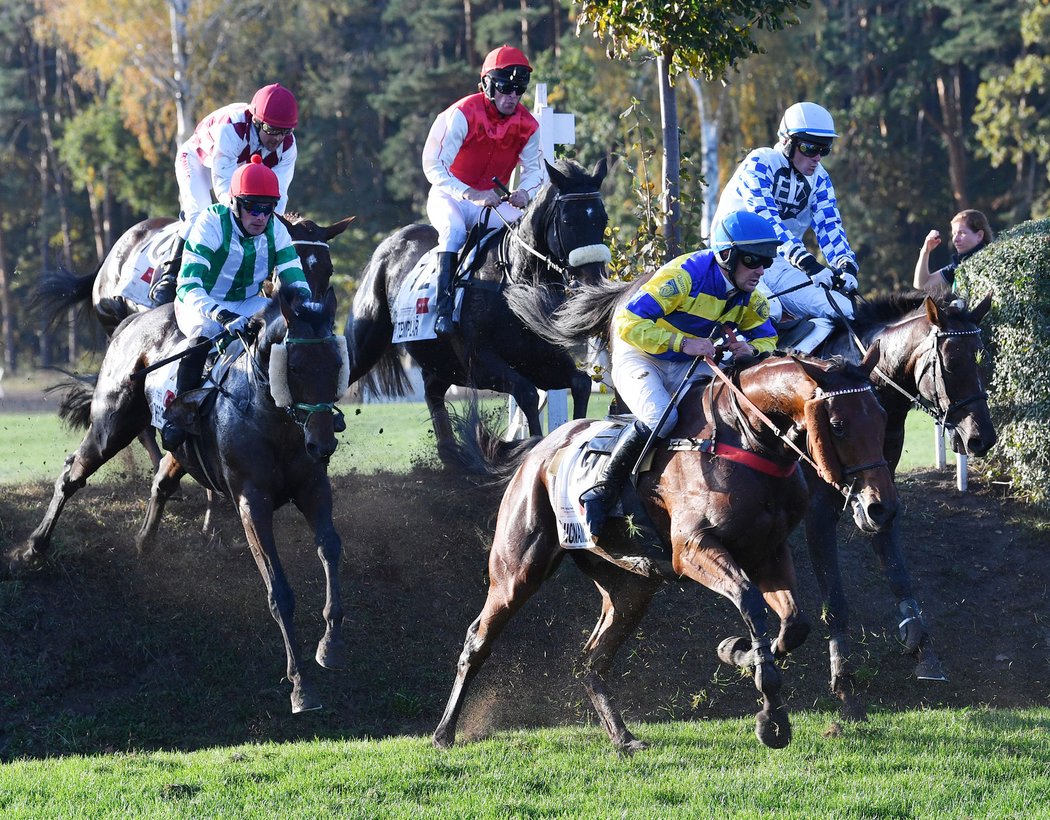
<box><xmin>830</xmin><ymin>419</ymin><xmax>847</xmax><ymax>437</ymax></box>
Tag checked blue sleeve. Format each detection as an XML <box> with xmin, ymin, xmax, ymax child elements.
<box><xmin>810</xmin><ymin>174</ymin><xmax>857</xmax><ymax>271</ymax></box>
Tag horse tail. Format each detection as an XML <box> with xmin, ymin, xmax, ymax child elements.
<box><xmin>447</xmin><ymin>399</ymin><xmax>541</xmax><ymax>482</ymax></box>
<box><xmin>30</xmin><ymin>266</ymin><xmax>98</xmax><ymax>329</ymax></box>
<box><xmin>345</xmin><ymin>260</ymin><xmax>411</xmax><ymax>399</ymax></box>
<box><xmin>506</xmin><ymin>278</ymin><xmax>631</xmax><ymax>348</ymax></box>
<box><xmin>44</xmin><ymin>372</ymin><xmax>96</xmax><ymax>430</ymax></box>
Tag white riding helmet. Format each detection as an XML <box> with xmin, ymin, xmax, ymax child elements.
<box><xmin>777</xmin><ymin>102</ymin><xmax>838</xmax><ymax>144</ymax></box>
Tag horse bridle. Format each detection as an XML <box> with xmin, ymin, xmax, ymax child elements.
<box><xmin>273</xmin><ymin>333</ymin><xmax>346</xmax><ymax>434</ymax></box>
<box><xmin>489</xmin><ymin>190</ymin><xmax>607</xmax><ymax>285</ymax></box>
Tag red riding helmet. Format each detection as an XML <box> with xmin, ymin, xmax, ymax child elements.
<box><xmin>250</xmin><ymin>83</ymin><xmax>298</xmax><ymax>129</ymax></box>
<box><xmin>480</xmin><ymin>45</ymin><xmax>532</xmax><ymax>78</ymax></box>
<box><xmin>230</xmin><ymin>154</ymin><xmax>280</xmax><ymax>200</ymax></box>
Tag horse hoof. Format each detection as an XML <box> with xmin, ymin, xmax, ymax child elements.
<box><xmin>617</xmin><ymin>738</ymin><xmax>650</xmax><ymax>755</ymax></box>
<box><xmin>717</xmin><ymin>636</ymin><xmax>751</xmax><ymax>667</ymax></box>
<box><xmin>755</xmin><ymin>707</ymin><xmax>792</xmax><ymax>749</ymax></box>
<box><xmin>914</xmin><ymin>651</ymin><xmax>949</xmax><ymax>682</ymax></box>
<box><xmin>432</xmin><ymin>730</ymin><xmax>455</xmax><ymax>750</ymax></box>
<box><xmin>291</xmin><ymin>686</ymin><xmax>323</xmax><ymax>714</ymax></box>
<box><xmin>6</xmin><ymin>546</ymin><xmax>44</xmax><ymax>578</ymax></box>
<box><xmin>315</xmin><ymin>635</ymin><xmax>349</xmax><ymax>670</ymax></box>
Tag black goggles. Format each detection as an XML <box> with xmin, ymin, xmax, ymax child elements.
<box><xmin>492</xmin><ymin>80</ymin><xmax>528</xmax><ymax>96</ymax></box>
<box><xmin>258</xmin><ymin>121</ymin><xmax>293</xmax><ymax>137</ymax></box>
<box><xmin>796</xmin><ymin>140</ymin><xmax>832</xmax><ymax>158</ymax></box>
<box><xmin>739</xmin><ymin>252</ymin><xmax>775</xmax><ymax>270</ymax></box>
<box><xmin>238</xmin><ymin>198</ymin><xmax>276</xmax><ymax>217</ymax></box>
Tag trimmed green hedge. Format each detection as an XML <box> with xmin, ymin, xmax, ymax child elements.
<box><xmin>955</xmin><ymin>219</ymin><xmax>1050</xmax><ymax>508</ymax></box>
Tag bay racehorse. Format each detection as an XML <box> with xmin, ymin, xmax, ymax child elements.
<box><xmin>806</xmin><ymin>290</ymin><xmax>996</xmax><ymax>718</ymax></box>
<box><xmin>432</xmin><ymin>347</ymin><xmax>897</xmax><ymax>751</ymax></box>
<box><xmin>345</xmin><ymin>158</ymin><xmax>610</xmax><ymax>463</ymax></box>
<box><xmin>8</xmin><ymin>287</ymin><xmax>350</xmax><ymax>714</ymax></box>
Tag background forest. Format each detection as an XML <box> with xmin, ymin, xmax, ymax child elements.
<box><xmin>0</xmin><ymin>0</ymin><xmax>1045</xmax><ymax>372</ymax></box>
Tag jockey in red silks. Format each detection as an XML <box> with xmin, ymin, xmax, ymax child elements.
<box><xmin>421</xmin><ymin>45</ymin><xmax>546</xmax><ymax>337</ymax></box>
<box><xmin>152</xmin><ymin>83</ymin><xmax>300</xmax><ymax>305</ymax></box>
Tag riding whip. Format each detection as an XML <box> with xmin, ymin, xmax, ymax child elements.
<box><xmin>130</xmin><ymin>331</ymin><xmax>226</xmax><ymax>381</ymax></box>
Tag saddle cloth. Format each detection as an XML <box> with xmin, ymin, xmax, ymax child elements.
<box><xmin>547</xmin><ymin>418</ymin><xmax>632</xmax><ymax>549</ymax></box>
<box><xmin>390</xmin><ymin>227</ymin><xmax>502</xmax><ymax>343</ymax></box>
<box><xmin>145</xmin><ymin>339</ymin><xmax>246</xmax><ymax>429</ymax></box>
<box><xmin>117</xmin><ymin>222</ymin><xmax>181</xmax><ymax>308</ymax></box>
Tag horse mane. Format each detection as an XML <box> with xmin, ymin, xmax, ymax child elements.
<box><xmin>506</xmin><ymin>278</ymin><xmax>631</xmax><ymax>349</ymax></box>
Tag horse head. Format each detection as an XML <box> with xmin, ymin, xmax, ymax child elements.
<box><xmin>516</xmin><ymin>158</ymin><xmax>611</xmax><ymax>289</ymax></box>
<box><xmin>263</xmin><ymin>286</ymin><xmax>348</xmax><ymax>462</ymax></box>
<box><xmin>918</xmin><ymin>292</ymin><xmax>996</xmax><ymax>457</ymax></box>
<box><xmin>278</xmin><ymin>213</ymin><xmax>356</xmax><ymax>299</ymax></box>
<box><xmin>781</xmin><ymin>346</ymin><xmax>898</xmax><ymax>533</ymax></box>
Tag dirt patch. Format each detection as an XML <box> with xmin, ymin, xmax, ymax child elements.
<box><xmin>0</xmin><ymin>464</ymin><xmax>1046</xmax><ymax>759</ymax></box>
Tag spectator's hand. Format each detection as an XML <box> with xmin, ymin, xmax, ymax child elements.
<box><xmin>922</xmin><ymin>229</ymin><xmax>942</xmax><ymax>253</ymax></box>
<box><xmin>809</xmin><ymin>267</ymin><xmax>836</xmax><ymax>288</ymax></box>
<box><xmin>215</xmin><ymin>309</ymin><xmax>251</xmax><ymax>336</ymax></box>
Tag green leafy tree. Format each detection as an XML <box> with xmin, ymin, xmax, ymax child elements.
<box><xmin>575</xmin><ymin>0</ymin><xmax>808</xmax><ymax>260</ymax></box>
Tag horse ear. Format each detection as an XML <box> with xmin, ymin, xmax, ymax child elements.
<box><xmin>859</xmin><ymin>339</ymin><xmax>881</xmax><ymax>377</ymax></box>
<box><xmin>279</xmin><ymin>284</ymin><xmax>303</xmax><ymax>322</ymax></box>
<box><xmin>924</xmin><ymin>295</ymin><xmax>944</xmax><ymax>326</ymax></box>
<box><xmin>323</xmin><ymin>215</ymin><xmax>355</xmax><ymax>241</ymax></box>
<box><xmin>545</xmin><ymin>159</ymin><xmax>568</xmax><ymax>189</ymax></box>
<box><xmin>971</xmin><ymin>291</ymin><xmax>993</xmax><ymax>324</ymax></box>
<box><xmin>591</xmin><ymin>156</ymin><xmax>609</xmax><ymax>185</ymax></box>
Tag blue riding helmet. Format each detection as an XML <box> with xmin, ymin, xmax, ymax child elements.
<box><xmin>711</xmin><ymin>211</ymin><xmax>780</xmax><ymax>272</ymax></box>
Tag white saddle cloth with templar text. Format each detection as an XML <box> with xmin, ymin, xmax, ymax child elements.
<box><xmin>391</xmin><ymin>250</ymin><xmax>463</xmax><ymax>343</ymax></box>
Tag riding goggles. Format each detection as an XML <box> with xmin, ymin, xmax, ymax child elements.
<box><xmin>739</xmin><ymin>252</ymin><xmax>775</xmax><ymax>270</ymax></box>
<box><xmin>493</xmin><ymin>80</ymin><xmax>528</xmax><ymax>96</ymax></box>
<box><xmin>238</xmin><ymin>198</ymin><xmax>276</xmax><ymax>217</ymax></box>
<box><xmin>258</xmin><ymin>121</ymin><xmax>293</xmax><ymax>137</ymax></box>
<box><xmin>795</xmin><ymin>140</ymin><xmax>832</xmax><ymax>158</ymax></box>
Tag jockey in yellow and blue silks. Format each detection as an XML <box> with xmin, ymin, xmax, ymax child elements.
<box><xmin>579</xmin><ymin>210</ymin><xmax>780</xmax><ymax>538</ymax></box>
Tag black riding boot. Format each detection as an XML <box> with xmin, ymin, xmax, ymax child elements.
<box><xmin>160</xmin><ymin>337</ymin><xmax>208</xmax><ymax>452</ymax></box>
<box><xmin>150</xmin><ymin>236</ymin><xmax>185</xmax><ymax>305</ymax></box>
<box><xmin>432</xmin><ymin>251</ymin><xmax>458</xmax><ymax>338</ymax></box>
<box><xmin>579</xmin><ymin>420</ymin><xmax>652</xmax><ymax>538</ymax></box>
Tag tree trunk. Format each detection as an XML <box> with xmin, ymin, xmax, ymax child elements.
<box><xmin>0</xmin><ymin>211</ymin><xmax>15</xmax><ymax>375</ymax></box>
<box><xmin>935</xmin><ymin>66</ymin><xmax>969</xmax><ymax>211</ymax></box>
<box><xmin>657</xmin><ymin>50</ymin><xmax>681</xmax><ymax>260</ymax></box>
<box><xmin>168</xmin><ymin>0</ymin><xmax>194</xmax><ymax>144</ymax></box>
<box><xmin>687</xmin><ymin>76</ymin><xmax>724</xmax><ymax>242</ymax></box>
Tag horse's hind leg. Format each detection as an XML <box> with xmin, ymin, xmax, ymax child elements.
<box><xmin>135</xmin><ymin>453</ymin><xmax>186</xmax><ymax>553</ymax></box>
<box><xmin>433</xmin><ymin>477</ymin><xmax>562</xmax><ymax>748</ymax></box>
<box><xmin>9</xmin><ymin>411</ymin><xmax>143</xmax><ymax>576</ymax></box>
<box><xmin>422</xmin><ymin>372</ymin><xmax>457</xmax><ymax>463</ymax></box>
<box><xmin>570</xmin><ymin>552</ymin><xmax>661</xmax><ymax>754</ymax></box>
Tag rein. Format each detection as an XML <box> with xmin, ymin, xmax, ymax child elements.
<box><xmin>268</xmin><ymin>332</ymin><xmax>347</xmax><ymax>434</ymax></box>
<box><xmin>486</xmin><ymin>190</ymin><xmax>605</xmax><ymax>283</ymax></box>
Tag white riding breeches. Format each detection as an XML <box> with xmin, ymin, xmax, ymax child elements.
<box><xmin>426</xmin><ymin>187</ymin><xmax>522</xmax><ymax>252</ymax></box>
<box><xmin>611</xmin><ymin>339</ymin><xmax>712</xmax><ymax>437</ymax></box>
<box><xmin>174</xmin><ymin>294</ymin><xmax>269</xmax><ymax>340</ymax></box>
<box><xmin>174</xmin><ymin>149</ymin><xmax>218</xmax><ymax>240</ymax></box>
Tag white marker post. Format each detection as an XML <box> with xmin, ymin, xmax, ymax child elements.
<box><xmin>506</xmin><ymin>83</ymin><xmax>576</xmax><ymax>439</ymax></box>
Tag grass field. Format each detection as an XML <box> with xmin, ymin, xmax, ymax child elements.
<box><xmin>1</xmin><ymin>709</ymin><xmax>1046</xmax><ymax>817</ymax></box>
<box><xmin>0</xmin><ymin>395</ymin><xmax>948</xmax><ymax>485</ymax></box>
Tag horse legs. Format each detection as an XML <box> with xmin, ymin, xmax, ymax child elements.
<box><xmin>294</xmin><ymin>477</ymin><xmax>347</xmax><ymax>670</ymax></box>
<box><xmin>236</xmin><ymin>485</ymin><xmax>320</xmax><ymax>714</ymax></box>
<box><xmin>9</xmin><ymin>410</ymin><xmax>144</xmax><ymax>576</ymax></box>
<box><xmin>433</xmin><ymin>475</ymin><xmax>562</xmax><ymax>748</ymax></box>
<box><xmin>468</xmin><ymin>349</ymin><xmax>543</xmax><ymax>435</ymax></box>
<box><xmin>134</xmin><ymin>453</ymin><xmax>186</xmax><ymax>553</ymax></box>
<box><xmin>871</xmin><ymin>519</ymin><xmax>947</xmax><ymax>682</ymax></box>
<box><xmin>568</xmin><ymin>368</ymin><xmax>591</xmax><ymax>421</ymax></box>
<box><xmin>422</xmin><ymin>371</ymin><xmax>458</xmax><ymax>464</ymax></box>
<box><xmin>804</xmin><ymin>487</ymin><xmax>867</xmax><ymax>720</ymax></box>
<box><xmin>673</xmin><ymin>533</ymin><xmax>792</xmax><ymax>749</ymax></box>
<box><xmin>570</xmin><ymin>552</ymin><xmax>661</xmax><ymax>754</ymax></box>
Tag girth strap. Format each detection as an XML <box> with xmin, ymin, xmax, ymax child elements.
<box><xmin>668</xmin><ymin>437</ymin><xmax>799</xmax><ymax>478</ymax></box>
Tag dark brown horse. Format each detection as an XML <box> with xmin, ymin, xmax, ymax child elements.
<box><xmin>808</xmin><ymin>291</ymin><xmax>996</xmax><ymax>717</ymax></box>
<box><xmin>433</xmin><ymin>349</ymin><xmax>898</xmax><ymax>751</ymax></box>
<box><xmin>8</xmin><ymin>287</ymin><xmax>349</xmax><ymax>714</ymax></box>
<box><xmin>345</xmin><ymin>159</ymin><xmax>609</xmax><ymax>463</ymax></box>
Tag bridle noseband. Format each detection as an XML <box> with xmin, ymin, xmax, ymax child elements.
<box><xmin>272</xmin><ymin>333</ymin><xmax>346</xmax><ymax>434</ymax></box>
<box><xmin>910</xmin><ymin>326</ymin><xmax>987</xmax><ymax>427</ymax></box>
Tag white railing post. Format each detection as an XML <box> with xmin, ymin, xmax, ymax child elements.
<box><xmin>505</xmin><ymin>82</ymin><xmax>576</xmax><ymax>439</ymax></box>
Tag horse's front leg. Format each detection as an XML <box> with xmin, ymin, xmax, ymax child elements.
<box><xmin>135</xmin><ymin>452</ymin><xmax>186</xmax><ymax>553</ymax></box>
<box><xmin>752</xmin><ymin>539</ymin><xmax>811</xmax><ymax>659</ymax></box>
<box><xmin>570</xmin><ymin>551</ymin><xmax>662</xmax><ymax>754</ymax></box>
<box><xmin>871</xmin><ymin>519</ymin><xmax>947</xmax><ymax>682</ymax></box>
<box><xmin>804</xmin><ymin>481</ymin><xmax>866</xmax><ymax>720</ymax></box>
<box><xmin>672</xmin><ymin>527</ymin><xmax>791</xmax><ymax>749</ymax></box>
<box><xmin>237</xmin><ymin>484</ymin><xmax>320</xmax><ymax>713</ymax></box>
<box><xmin>294</xmin><ymin>475</ymin><xmax>347</xmax><ymax>670</ymax></box>
<box><xmin>568</xmin><ymin>368</ymin><xmax>591</xmax><ymax>421</ymax></box>
<box><xmin>470</xmin><ymin>349</ymin><xmax>542</xmax><ymax>435</ymax></box>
